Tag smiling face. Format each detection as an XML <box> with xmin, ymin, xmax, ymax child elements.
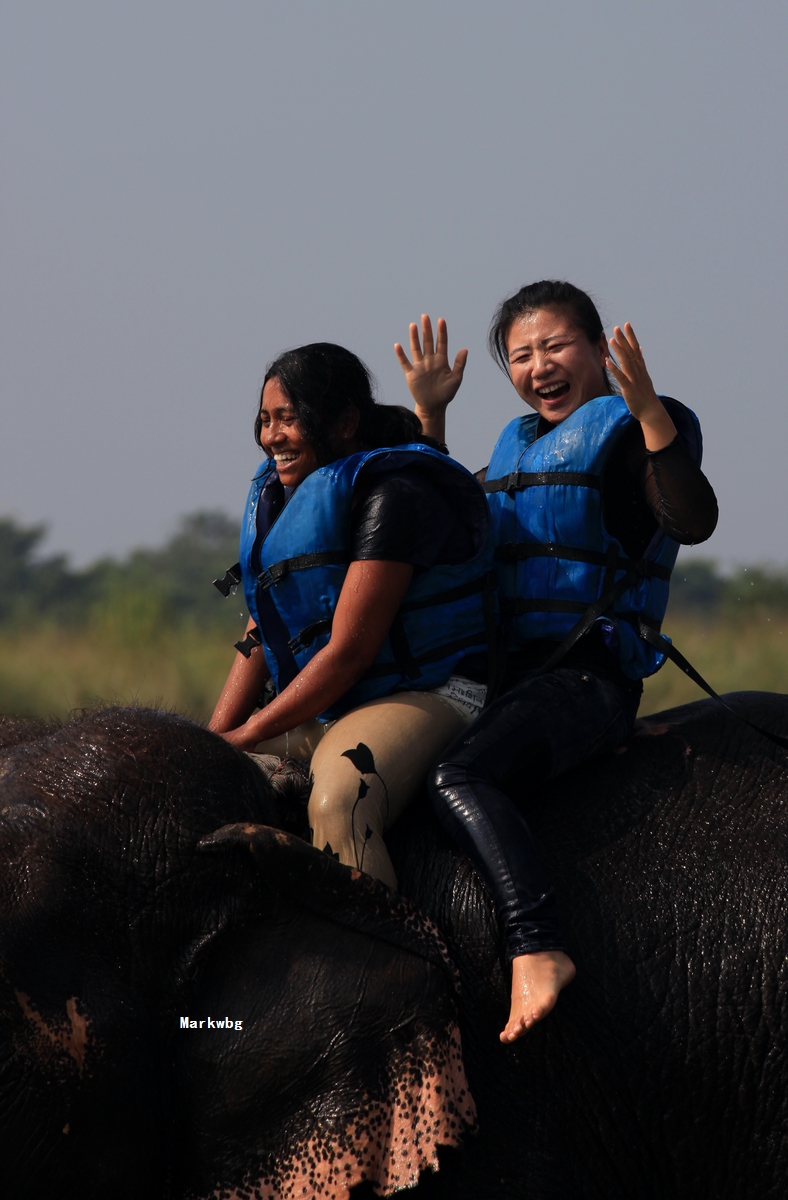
<box><xmin>506</xmin><ymin>306</ymin><xmax>609</xmax><ymax>424</ymax></box>
<box><xmin>258</xmin><ymin>376</ymin><xmax>320</xmax><ymax>487</ymax></box>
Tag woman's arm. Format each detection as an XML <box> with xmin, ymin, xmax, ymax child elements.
<box><xmin>606</xmin><ymin>323</ymin><xmax>718</xmax><ymax>544</ymax></box>
<box><xmin>394</xmin><ymin>315</ymin><xmax>467</xmax><ymax>445</ymax></box>
<box><xmin>208</xmin><ymin>616</ymin><xmax>271</xmax><ymax>734</ymax></box>
<box><xmin>641</xmin><ymin>441</ymin><xmax>719</xmax><ymax>544</ymax></box>
<box><xmin>217</xmin><ymin>559</ymin><xmax>415</xmax><ymax>751</ymax></box>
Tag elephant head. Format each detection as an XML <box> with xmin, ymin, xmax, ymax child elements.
<box><xmin>0</xmin><ymin>708</ymin><xmax>474</xmax><ymax>1200</ymax></box>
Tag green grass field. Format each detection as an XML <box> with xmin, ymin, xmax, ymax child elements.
<box><xmin>0</xmin><ymin>624</ymin><xmax>237</xmax><ymax>724</ymax></box>
<box><xmin>640</xmin><ymin>614</ymin><xmax>788</xmax><ymax>713</ymax></box>
<box><xmin>1</xmin><ymin>614</ymin><xmax>786</xmax><ymax>726</ymax></box>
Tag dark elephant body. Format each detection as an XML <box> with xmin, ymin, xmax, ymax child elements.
<box><xmin>1</xmin><ymin>694</ymin><xmax>787</xmax><ymax>1198</ymax></box>
<box><xmin>389</xmin><ymin>690</ymin><xmax>788</xmax><ymax>1199</ymax></box>
<box><xmin>0</xmin><ymin>710</ymin><xmax>472</xmax><ymax>1200</ymax></box>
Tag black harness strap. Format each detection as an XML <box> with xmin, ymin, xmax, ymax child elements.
<box><xmin>273</xmin><ymin>561</ymin><xmax>494</xmax><ymax>685</ymax></box>
<box><xmin>534</xmin><ymin>566</ymin><xmax>644</xmax><ymax>674</ymax></box>
<box><xmin>512</xmin><ymin>564</ymin><xmax>788</xmax><ymax>753</ymax></box>
<box><xmin>482</xmin><ymin>573</ymin><xmax>505</xmax><ymax>709</ymax></box>
<box><xmin>258</xmin><ymin>551</ymin><xmax>350</xmax><ymax>591</ymax></box>
<box><xmin>484</xmin><ymin>471</ymin><xmax>601</xmax><ymax>494</ymax></box>
<box><xmin>601</xmin><ymin>544</ymin><xmax>620</xmax><ymax>599</ymax></box>
<box><xmin>503</xmin><ymin>597</ymin><xmax>591</xmax><ymax>617</ymax></box>
<box><xmin>493</xmin><ymin>542</ymin><xmax>672</xmax><ymax>582</ymax></box>
<box><xmin>637</xmin><ymin>624</ymin><xmax>788</xmax><ymax>751</ymax></box>
<box><xmin>387</xmin><ymin>612</ymin><xmax>422</xmax><ymax>680</ymax></box>
<box><xmin>362</xmin><ymin>632</ymin><xmax>490</xmax><ymax>681</ymax></box>
<box><xmin>400</xmin><ymin>575</ymin><xmax>487</xmax><ymax>612</ymax></box>
<box><xmin>621</xmin><ymin>611</ymin><xmax>662</xmax><ymax>633</ymax></box>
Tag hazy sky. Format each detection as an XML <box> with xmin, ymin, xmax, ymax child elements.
<box><xmin>2</xmin><ymin>1</ymin><xmax>786</xmax><ymax>567</ymax></box>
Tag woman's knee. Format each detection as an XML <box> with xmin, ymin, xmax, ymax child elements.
<box><xmin>428</xmin><ymin>757</ymin><xmax>496</xmax><ymax>835</ymax></box>
<box><xmin>430</xmin><ymin>758</ymin><xmax>474</xmax><ymax>801</ymax></box>
<box><xmin>429</xmin><ymin>730</ymin><xmax>507</xmax><ymax>800</ymax></box>
<box><xmin>307</xmin><ymin>787</ymin><xmax>354</xmax><ymax>833</ymax></box>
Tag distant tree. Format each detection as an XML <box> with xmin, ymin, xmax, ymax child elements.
<box><xmin>116</xmin><ymin>511</ymin><xmax>244</xmax><ymax>629</ymax></box>
<box><xmin>0</xmin><ymin>518</ymin><xmax>94</xmax><ymax>625</ymax></box>
<box><xmin>667</xmin><ymin>560</ymin><xmax>725</xmax><ymax>616</ymax></box>
<box><xmin>666</xmin><ymin>559</ymin><xmax>788</xmax><ymax>619</ymax></box>
<box><xmin>0</xmin><ymin>512</ymin><xmax>246</xmax><ymax>638</ymax></box>
<box><xmin>6</xmin><ymin>512</ymin><xmax>788</xmax><ymax>641</ymax></box>
<box><xmin>723</xmin><ymin>566</ymin><xmax>788</xmax><ymax>616</ymax></box>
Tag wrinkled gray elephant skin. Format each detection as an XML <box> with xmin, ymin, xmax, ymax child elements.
<box><xmin>2</xmin><ymin>692</ymin><xmax>788</xmax><ymax>1199</ymax></box>
<box><xmin>0</xmin><ymin>709</ymin><xmax>473</xmax><ymax>1200</ymax></box>
<box><xmin>385</xmin><ymin>690</ymin><xmax>788</xmax><ymax>1200</ymax></box>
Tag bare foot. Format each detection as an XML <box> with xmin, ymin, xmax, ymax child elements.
<box><xmin>500</xmin><ymin>951</ymin><xmax>576</xmax><ymax>1043</ymax></box>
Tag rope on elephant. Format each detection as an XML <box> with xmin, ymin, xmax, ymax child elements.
<box><xmin>638</xmin><ymin>624</ymin><xmax>788</xmax><ymax>751</ymax></box>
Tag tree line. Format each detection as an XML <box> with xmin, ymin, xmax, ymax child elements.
<box><xmin>0</xmin><ymin>512</ymin><xmax>244</xmax><ymax>641</ymax></box>
<box><xmin>2</xmin><ymin>513</ymin><xmax>788</xmax><ymax>635</ymax></box>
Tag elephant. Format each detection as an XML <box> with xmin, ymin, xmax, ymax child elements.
<box><xmin>1</xmin><ymin>691</ymin><xmax>787</xmax><ymax>1199</ymax></box>
<box><xmin>0</xmin><ymin>708</ymin><xmax>474</xmax><ymax>1200</ymax></box>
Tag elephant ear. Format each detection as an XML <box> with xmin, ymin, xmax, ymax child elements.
<box><xmin>200</xmin><ymin>821</ymin><xmax>458</xmax><ymax>984</ymax></box>
<box><xmin>184</xmin><ymin>824</ymin><xmax>476</xmax><ymax>1199</ymax></box>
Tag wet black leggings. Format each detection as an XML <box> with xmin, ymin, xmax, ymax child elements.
<box><xmin>428</xmin><ymin>668</ymin><xmax>639</xmax><ymax>959</ymax></box>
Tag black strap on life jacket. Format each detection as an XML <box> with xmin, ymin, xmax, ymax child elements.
<box><xmin>288</xmin><ymin>617</ymin><xmax>333</xmax><ymax>656</ymax></box>
<box><xmin>361</xmin><ymin>632</ymin><xmax>493</xmax><ymax>682</ymax></box>
<box><xmin>481</xmin><ymin>573</ymin><xmax>505</xmax><ymax>708</ymax></box>
<box><xmin>398</xmin><ymin>574</ymin><xmax>489</xmax><ymax>612</ymax></box>
<box><xmin>484</xmin><ymin>471</ymin><xmax>602</xmax><ymax>494</ymax></box>
<box><xmin>494</xmin><ymin>541</ymin><xmax>672</xmax><ymax>583</ymax></box>
<box><xmin>503</xmin><ymin>597</ymin><xmax>592</xmax><ymax>617</ymax></box>
<box><xmin>533</xmin><ymin>563</ymin><xmax>645</xmax><ymax>673</ymax></box>
<box><xmin>519</xmin><ymin>560</ymin><xmax>788</xmax><ymax>753</ymax></box>
<box><xmin>257</xmin><ymin>551</ymin><xmax>350</xmax><ymax>591</ymax></box>
<box><xmin>284</xmin><ymin>572</ymin><xmax>500</xmax><ymax>694</ymax></box>
<box><xmin>382</xmin><ymin>572</ymin><xmax>501</xmax><ymax>697</ymax></box>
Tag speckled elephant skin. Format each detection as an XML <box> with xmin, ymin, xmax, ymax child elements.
<box><xmin>0</xmin><ymin>709</ymin><xmax>473</xmax><ymax>1200</ymax></box>
<box><xmin>385</xmin><ymin>690</ymin><xmax>788</xmax><ymax>1200</ymax></box>
<box><xmin>1</xmin><ymin>693</ymin><xmax>788</xmax><ymax>1199</ymax></box>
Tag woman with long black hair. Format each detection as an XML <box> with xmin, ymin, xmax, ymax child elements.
<box><xmin>395</xmin><ymin>282</ymin><xmax>718</xmax><ymax>1039</ymax></box>
<box><xmin>210</xmin><ymin>341</ymin><xmax>494</xmax><ymax>889</ymax></box>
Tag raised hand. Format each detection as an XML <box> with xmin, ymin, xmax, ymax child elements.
<box><xmin>607</xmin><ymin>322</ymin><xmax>677</xmax><ymax>451</ymax></box>
<box><xmin>395</xmin><ymin>315</ymin><xmax>467</xmax><ymax>444</ymax></box>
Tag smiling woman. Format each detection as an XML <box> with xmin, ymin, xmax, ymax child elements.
<box><xmin>396</xmin><ymin>280</ymin><xmax>719</xmax><ymax>1044</ymax></box>
<box><xmin>257</xmin><ymin>377</ymin><xmax>320</xmax><ymax>487</ymax></box>
<box><xmin>209</xmin><ymin>342</ymin><xmax>495</xmax><ymax>889</ymax></box>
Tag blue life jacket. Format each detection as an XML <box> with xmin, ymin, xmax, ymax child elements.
<box><xmin>484</xmin><ymin>395</ymin><xmax>702</xmax><ymax>680</ymax></box>
<box><xmin>237</xmin><ymin>444</ymin><xmax>495</xmax><ymax>721</ymax></box>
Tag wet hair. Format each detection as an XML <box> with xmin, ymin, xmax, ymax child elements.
<box><xmin>253</xmin><ymin>342</ymin><xmax>425</xmax><ymax>463</ymax></box>
<box><xmin>488</xmin><ymin>279</ymin><xmax>616</xmax><ymax>393</ymax></box>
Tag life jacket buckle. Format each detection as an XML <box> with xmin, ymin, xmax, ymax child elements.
<box><xmin>258</xmin><ymin>562</ymin><xmax>288</xmax><ymax>591</ymax></box>
<box><xmin>234</xmin><ymin>626</ymin><xmax>263</xmax><ymax>659</ymax></box>
<box><xmin>213</xmin><ymin>563</ymin><xmax>242</xmax><ymax>597</ymax></box>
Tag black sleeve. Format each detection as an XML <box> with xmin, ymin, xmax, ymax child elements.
<box><xmin>351</xmin><ymin>469</ymin><xmax>477</xmax><ymax>568</ymax></box>
<box><xmin>603</xmin><ymin>422</ymin><xmax>718</xmax><ymax>557</ymax></box>
<box><xmin>641</xmin><ymin>436</ymin><xmax>719</xmax><ymax>545</ymax></box>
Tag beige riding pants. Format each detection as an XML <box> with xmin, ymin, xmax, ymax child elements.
<box><xmin>251</xmin><ymin>691</ymin><xmax>474</xmax><ymax>890</ymax></box>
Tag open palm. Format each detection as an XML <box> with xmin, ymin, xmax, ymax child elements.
<box><xmin>395</xmin><ymin>314</ymin><xmax>467</xmax><ymax>417</ymax></box>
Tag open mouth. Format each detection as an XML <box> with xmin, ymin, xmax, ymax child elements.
<box><xmin>536</xmin><ymin>382</ymin><xmax>570</xmax><ymax>401</ymax></box>
<box><xmin>273</xmin><ymin>452</ymin><xmax>300</xmax><ymax>466</ymax></box>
